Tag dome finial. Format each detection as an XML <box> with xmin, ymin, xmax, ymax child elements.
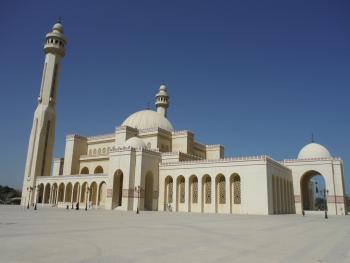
<box><xmin>311</xmin><ymin>133</ymin><xmax>315</xmax><ymax>143</ymax></box>
<box><xmin>57</xmin><ymin>16</ymin><xmax>62</xmax><ymax>24</ymax></box>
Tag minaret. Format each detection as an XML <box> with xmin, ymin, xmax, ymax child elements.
<box><xmin>155</xmin><ymin>84</ymin><xmax>169</xmax><ymax>117</ymax></box>
<box><xmin>21</xmin><ymin>22</ymin><xmax>67</xmax><ymax>207</ymax></box>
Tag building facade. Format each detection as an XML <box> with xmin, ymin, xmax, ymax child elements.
<box><xmin>21</xmin><ymin>23</ymin><xmax>347</xmax><ymax>215</ymax></box>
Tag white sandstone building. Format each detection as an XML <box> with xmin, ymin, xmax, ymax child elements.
<box><xmin>21</xmin><ymin>22</ymin><xmax>347</xmax><ymax>216</ymax></box>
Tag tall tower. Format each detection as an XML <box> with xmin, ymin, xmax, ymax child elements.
<box><xmin>155</xmin><ymin>84</ymin><xmax>169</xmax><ymax>117</ymax></box>
<box><xmin>21</xmin><ymin>22</ymin><xmax>67</xmax><ymax>206</ymax></box>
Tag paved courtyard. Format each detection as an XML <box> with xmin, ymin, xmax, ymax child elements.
<box><xmin>0</xmin><ymin>206</ymin><xmax>349</xmax><ymax>263</ymax></box>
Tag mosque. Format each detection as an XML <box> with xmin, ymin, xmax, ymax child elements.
<box><xmin>21</xmin><ymin>22</ymin><xmax>347</xmax><ymax>215</ymax></box>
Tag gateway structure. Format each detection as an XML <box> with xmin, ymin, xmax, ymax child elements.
<box><xmin>21</xmin><ymin>23</ymin><xmax>347</xmax><ymax>215</ymax></box>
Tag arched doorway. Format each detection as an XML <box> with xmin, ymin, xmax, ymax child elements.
<box><xmin>164</xmin><ymin>176</ymin><xmax>173</xmax><ymax>211</ymax></box>
<box><xmin>300</xmin><ymin>170</ymin><xmax>326</xmax><ymax>212</ymax></box>
<box><xmin>188</xmin><ymin>175</ymin><xmax>198</xmax><ymax>212</ymax></box>
<box><xmin>144</xmin><ymin>172</ymin><xmax>154</xmax><ymax>211</ymax></box>
<box><xmin>176</xmin><ymin>176</ymin><xmax>185</xmax><ymax>212</ymax></box>
<box><xmin>65</xmin><ymin>183</ymin><xmax>72</xmax><ymax>203</ymax></box>
<box><xmin>90</xmin><ymin>182</ymin><xmax>98</xmax><ymax>208</ymax></box>
<box><xmin>215</xmin><ymin>174</ymin><xmax>226</xmax><ymax>213</ymax></box>
<box><xmin>81</xmin><ymin>182</ymin><xmax>88</xmax><ymax>203</ymax></box>
<box><xmin>230</xmin><ymin>173</ymin><xmax>241</xmax><ymax>214</ymax></box>
<box><xmin>112</xmin><ymin>170</ymin><xmax>123</xmax><ymax>209</ymax></box>
<box><xmin>44</xmin><ymin>183</ymin><xmax>51</xmax><ymax>203</ymax></box>
<box><xmin>37</xmin><ymin>183</ymin><xmax>44</xmax><ymax>203</ymax></box>
<box><xmin>52</xmin><ymin>183</ymin><xmax>58</xmax><ymax>204</ymax></box>
<box><xmin>98</xmin><ymin>181</ymin><xmax>107</xmax><ymax>207</ymax></box>
<box><xmin>73</xmin><ymin>183</ymin><xmax>80</xmax><ymax>203</ymax></box>
<box><xmin>58</xmin><ymin>183</ymin><xmax>65</xmax><ymax>202</ymax></box>
<box><xmin>202</xmin><ymin>174</ymin><xmax>212</xmax><ymax>213</ymax></box>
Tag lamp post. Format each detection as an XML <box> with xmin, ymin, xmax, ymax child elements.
<box><xmin>85</xmin><ymin>186</ymin><xmax>90</xmax><ymax>211</ymax></box>
<box><xmin>27</xmin><ymin>186</ymin><xmax>33</xmax><ymax>209</ymax></box>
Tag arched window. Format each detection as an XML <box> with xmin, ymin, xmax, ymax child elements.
<box><xmin>81</xmin><ymin>167</ymin><xmax>89</xmax><ymax>174</ymax></box>
<box><xmin>93</xmin><ymin>149</ymin><xmax>97</xmax><ymax>155</ymax></box>
<box><xmin>233</xmin><ymin>175</ymin><xmax>241</xmax><ymax>204</ymax></box>
<box><xmin>94</xmin><ymin>166</ymin><xmax>104</xmax><ymax>174</ymax></box>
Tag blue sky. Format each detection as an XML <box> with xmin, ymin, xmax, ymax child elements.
<box><xmin>0</xmin><ymin>0</ymin><xmax>349</xmax><ymax>194</ymax></box>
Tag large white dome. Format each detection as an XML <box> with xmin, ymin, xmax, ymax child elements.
<box><xmin>298</xmin><ymin>143</ymin><xmax>332</xmax><ymax>159</ymax></box>
<box><xmin>121</xmin><ymin>110</ymin><xmax>174</xmax><ymax>131</ymax></box>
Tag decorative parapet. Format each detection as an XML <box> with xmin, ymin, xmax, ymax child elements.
<box><xmin>172</xmin><ymin>130</ymin><xmax>194</xmax><ymax>136</ymax></box>
<box><xmin>161</xmin><ymin>151</ymin><xmax>203</xmax><ymax>160</ymax></box>
<box><xmin>138</xmin><ymin>127</ymin><xmax>172</xmax><ymax>136</ymax></box>
<box><xmin>283</xmin><ymin>157</ymin><xmax>341</xmax><ymax>163</ymax></box>
<box><xmin>109</xmin><ymin>145</ymin><xmax>161</xmax><ymax>155</ymax></box>
<box><xmin>160</xmin><ymin>155</ymin><xmax>270</xmax><ymax>166</ymax></box>
<box><xmin>206</xmin><ymin>144</ymin><xmax>223</xmax><ymax>149</ymax></box>
<box><xmin>87</xmin><ymin>133</ymin><xmax>115</xmax><ymax>141</ymax></box>
<box><xmin>66</xmin><ymin>134</ymin><xmax>87</xmax><ymax>140</ymax></box>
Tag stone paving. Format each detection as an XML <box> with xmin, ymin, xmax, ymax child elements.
<box><xmin>0</xmin><ymin>205</ymin><xmax>349</xmax><ymax>263</ymax></box>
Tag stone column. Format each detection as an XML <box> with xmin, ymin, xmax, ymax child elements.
<box><xmin>172</xmin><ymin>177</ymin><xmax>177</xmax><ymax>212</ymax></box>
<box><xmin>184</xmin><ymin>177</ymin><xmax>189</xmax><ymax>213</ymax></box>
<box><xmin>198</xmin><ymin>176</ymin><xmax>203</xmax><ymax>213</ymax></box>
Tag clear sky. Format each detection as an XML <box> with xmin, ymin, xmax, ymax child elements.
<box><xmin>0</xmin><ymin>0</ymin><xmax>349</xmax><ymax>193</ymax></box>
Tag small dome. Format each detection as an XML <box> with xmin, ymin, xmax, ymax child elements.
<box><xmin>156</xmin><ymin>85</ymin><xmax>168</xmax><ymax>97</ymax></box>
<box><xmin>121</xmin><ymin>110</ymin><xmax>173</xmax><ymax>131</ymax></box>
<box><xmin>52</xmin><ymin>23</ymin><xmax>64</xmax><ymax>33</ymax></box>
<box><xmin>298</xmin><ymin>143</ymin><xmax>332</xmax><ymax>159</ymax></box>
<box><xmin>124</xmin><ymin>137</ymin><xmax>146</xmax><ymax>148</ymax></box>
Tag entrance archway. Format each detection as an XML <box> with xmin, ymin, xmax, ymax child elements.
<box><xmin>300</xmin><ymin>170</ymin><xmax>326</xmax><ymax>211</ymax></box>
<box><xmin>189</xmin><ymin>175</ymin><xmax>198</xmax><ymax>212</ymax></box>
<box><xmin>98</xmin><ymin>181</ymin><xmax>107</xmax><ymax>207</ymax></box>
<box><xmin>58</xmin><ymin>183</ymin><xmax>65</xmax><ymax>202</ymax></box>
<box><xmin>202</xmin><ymin>174</ymin><xmax>211</xmax><ymax>213</ymax></box>
<box><xmin>90</xmin><ymin>182</ymin><xmax>97</xmax><ymax>208</ymax></box>
<box><xmin>73</xmin><ymin>183</ymin><xmax>80</xmax><ymax>203</ymax></box>
<box><xmin>164</xmin><ymin>176</ymin><xmax>173</xmax><ymax>211</ymax></box>
<box><xmin>144</xmin><ymin>172</ymin><xmax>154</xmax><ymax>211</ymax></box>
<box><xmin>37</xmin><ymin>183</ymin><xmax>44</xmax><ymax>203</ymax></box>
<box><xmin>44</xmin><ymin>183</ymin><xmax>51</xmax><ymax>203</ymax></box>
<box><xmin>112</xmin><ymin>170</ymin><xmax>123</xmax><ymax>209</ymax></box>
<box><xmin>65</xmin><ymin>183</ymin><xmax>72</xmax><ymax>203</ymax></box>
<box><xmin>176</xmin><ymin>176</ymin><xmax>185</xmax><ymax>212</ymax></box>
<box><xmin>81</xmin><ymin>182</ymin><xmax>88</xmax><ymax>203</ymax></box>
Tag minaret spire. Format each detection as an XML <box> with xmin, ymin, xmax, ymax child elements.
<box><xmin>155</xmin><ymin>84</ymin><xmax>169</xmax><ymax>117</ymax></box>
<box><xmin>21</xmin><ymin>22</ymin><xmax>67</xmax><ymax>207</ymax></box>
